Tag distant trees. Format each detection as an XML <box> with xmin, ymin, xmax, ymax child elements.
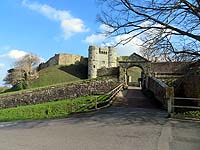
<box><xmin>3</xmin><ymin>68</ymin><xmax>26</xmax><ymax>86</ymax></box>
<box><xmin>97</xmin><ymin>0</ymin><xmax>200</xmax><ymax>61</ymax></box>
<box><xmin>14</xmin><ymin>53</ymin><xmax>40</xmax><ymax>76</ymax></box>
<box><xmin>4</xmin><ymin>53</ymin><xmax>41</xmax><ymax>90</ymax></box>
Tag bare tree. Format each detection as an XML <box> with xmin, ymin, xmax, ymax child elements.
<box><xmin>140</xmin><ymin>28</ymin><xmax>173</xmax><ymax>62</ymax></box>
<box><xmin>14</xmin><ymin>53</ymin><xmax>41</xmax><ymax>76</ymax></box>
<box><xmin>4</xmin><ymin>53</ymin><xmax>41</xmax><ymax>88</ymax></box>
<box><xmin>97</xmin><ymin>0</ymin><xmax>200</xmax><ymax>60</ymax></box>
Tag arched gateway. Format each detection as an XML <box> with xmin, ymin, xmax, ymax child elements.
<box><xmin>118</xmin><ymin>53</ymin><xmax>151</xmax><ymax>87</ymax></box>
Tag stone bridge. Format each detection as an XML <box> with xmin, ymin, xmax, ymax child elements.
<box><xmin>118</xmin><ymin>53</ymin><xmax>190</xmax><ymax>109</ymax></box>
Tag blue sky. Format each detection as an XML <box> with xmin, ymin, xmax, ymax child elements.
<box><xmin>0</xmin><ymin>0</ymin><xmax>141</xmax><ymax>86</ymax></box>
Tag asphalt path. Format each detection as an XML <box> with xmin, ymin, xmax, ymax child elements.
<box><xmin>0</xmin><ymin>87</ymin><xmax>199</xmax><ymax>150</ymax></box>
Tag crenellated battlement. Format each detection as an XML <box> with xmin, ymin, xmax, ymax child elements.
<box><xmin>88</xmin><ymin>45</ymin><xmax>117</xmax><ymax>79</ymax></box>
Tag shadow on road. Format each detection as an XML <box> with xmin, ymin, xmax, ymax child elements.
<box><xmin>0</xmin><ymin>107</ymin><xmax>169</xmax><ymax>130</ymax></box>
<box><xmin>68</xmin><ymin>107</ymin><xmax>168</xmax><ymax>126</ymax></box>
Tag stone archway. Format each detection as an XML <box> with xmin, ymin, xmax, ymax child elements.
<box><xmin>118</xmin><ymin>53</ymin><xmax>151</xmax><ymax>87</ymax></box>
<box><xmin>127</xmin><ymin>66</ymin><xmax>143</xmax><ymax>87</ymax></box>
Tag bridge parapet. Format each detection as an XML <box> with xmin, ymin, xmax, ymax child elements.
<box><xmin>145</xmin><ymin>76</ymin><xmax>174</xmax><ymax>108</ymax></box>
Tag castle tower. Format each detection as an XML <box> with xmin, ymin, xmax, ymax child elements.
<box><xmin>88</xmin><ymin>45</ymin><xmax>99</xmax><ymax>79</ymax></box>
<box><xmin>108</xmin><ymin>46</ymin><xmax>117</xmax><ymax>67</ymax></box>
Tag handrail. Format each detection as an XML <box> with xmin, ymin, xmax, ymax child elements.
<box><xmin>69</xmin><ymin>83</ymin><xmax>124</xmax><ymax>113</ymax></box>
<box><xmin>173</xmin><ymin>97</ymin><xmax>200</xmax><ymax>101</ymax></box>
<box><xmin>107</xmin><ymin>83</ymin><xmax>124</xmax><ymax>95</ymax></box>
<box><xmin>172</xmin><ymin>106</ymin><xmax>200</xmax><ymax>109</ymax></box>
<box><xmin>168</xmin><ymin>96</ymin><xmax>200</xmax><ymax>118</ymax></box>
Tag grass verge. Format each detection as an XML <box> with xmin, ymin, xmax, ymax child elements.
<box><xmin>0</xmin><ymin>95</ymin><xmax>110</xmax><ymax>122</ymax></box>
<box><xmin>180</xmin><ymin>110</ymin><xmax>200</xmax><ymax>118</ymax></box>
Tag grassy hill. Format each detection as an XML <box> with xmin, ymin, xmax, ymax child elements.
<box><xmin>28</xmin><ymin>64</ymin><xmax>88</xmax><ymax>88</ymax></box>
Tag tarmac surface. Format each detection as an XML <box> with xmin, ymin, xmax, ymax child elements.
<box><xmin>0</xmin><ymin>86</ymin><xmax>199</xmax><ymax>150</ymax></box>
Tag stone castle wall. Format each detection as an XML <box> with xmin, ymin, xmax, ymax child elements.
<box><xmin>38</xmin><ymin>53</ymin><xmax>87</xmax><ymax>70</ymax></box>
<box><xmin>97</xmin><ymin>67</ymin><xmax>119</xmax><ymax>77</ymax></box>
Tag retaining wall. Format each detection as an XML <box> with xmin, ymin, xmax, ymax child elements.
<box><xmin>0</xmin><ymin>78</ymin><xmax>119</xmax><ymax>109</ymax></box>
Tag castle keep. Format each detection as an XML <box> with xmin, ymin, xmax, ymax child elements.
<box><xmin>38</xmin><ymin>53</ymin><xmax>87</xmax><ymax>70</ymax></box>
<box><xmin>38</xmin><ymin>45</ymin><xmax>117</xmax><ymax>78</ymax></box>
<box><xmin>88</xmin><ymin>45</ymin><xmax>117</xmax><ymax>78</ymax></box>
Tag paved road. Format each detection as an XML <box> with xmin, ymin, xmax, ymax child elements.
<box><xmin>0</xmin><ymin>87</ymin><xmax>199</xmax><ymax>150</ymax></box>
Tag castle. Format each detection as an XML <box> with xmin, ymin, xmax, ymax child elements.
<box><xmin>38</xmin><ymin>53</ymin><xmax>88</xmax><ymax>70</ymax></box>
<box><xmin>38</xmin><ymin>45</ymin><xmax>117</xmax><ymax>79</ymax></box>
<box><xmin>88</xmin><ymin>45</ymin><xmax>117</xmax><ymax>78</ymax></box>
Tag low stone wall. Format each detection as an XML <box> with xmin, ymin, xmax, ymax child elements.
<box><xmin>97</xmin><ymin>67</ymin><xmax>119</xmax><ymax>77</ymax></box>
<box><xmin>0</xmin><ymin>78</ymin><xmax>119</xmax><ymax>109</ymax></box>
<box><xmin>146</xmin><ymin>77</ymin><xmax>174</xmax><ymax>108</ymax></box>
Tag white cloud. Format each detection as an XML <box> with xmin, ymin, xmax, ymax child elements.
<box><xmin>105</xmin><ymin>34</ymin><xmax>143</xmax><ymax>56</ymax></box>
<box><xmin>22</xmin><ymin>0</ymin><xmax>88</xmax><ymax>39</ymax></box>
<box><xmin>84</xmin><ymin>24</ymin><xmax>116</xmax><ymax>44</ymax></box>
<box><xmin>0</xmin><ymin>49</ymin><xmax>28</xmax><ymax>60</ymax></box>
<box><xmin>0</xmin><ymin>64</ymin><xmax>5</xmax><ymax>69</ymax></box>
<box><xmin>84</xmin><ymin>34</ymin><xmax>105</xmax><ymax>44</ymax></box>
<box><xmin>140</xmin><ymin>21</ymin><xmax>152</xmax><ymax>28</ymax></box>
<box><xmin>116</xmin><ymin>38</ymin><xmax>143</xmax><ymax>56</ymax></box>
<box><xmin>7</xmin><ymin>50</ymin><xmax>27</xmax><ymax>59</ymax></box>
<box><xmin>99</xmin><ymin>24</ymin><xmax>114</xmax><ymax>33</ymax></box>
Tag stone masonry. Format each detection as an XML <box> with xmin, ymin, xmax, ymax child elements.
<box><xmin>38</xmin><ymin>53</ymin><xmax>87</xmax><ymax>70</ymax></box>
<box><xmin>0</xmin><ymin>78</ymin><xmax>119</xmax><ymax>109</ymax></box>
<box><xmin>88</xmin><ymin>45</ymin><xmax>117</xmax><ymax>79</ymax></box>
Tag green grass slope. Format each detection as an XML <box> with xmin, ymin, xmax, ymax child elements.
<box><xmin>28</xmin><ymin>64</ymin><xmax>88</xmax><ymax>88</ymax></box>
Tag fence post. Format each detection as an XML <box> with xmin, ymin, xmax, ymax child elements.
<box><xmin>71</xmin><ymin>103</ymin><xmax>74</xmax><ymax>113</ymax></box>
<box><xmin>76</xmin><ymin>103</ymin><xmax>78</xmax><ymax>112</ymax></box>
<box><xmin>168</xmin><ymin>97</ymin><xmax>172</xmax><ymax>116</ymax></box>
<box><xmin>68</xmin><ymin>103</ymin><xmax>71</xmax><ymax>113</ymax></box>
<box><xmin>171</xmin><ymin>97</ymin><xmax>174</xmax><ymax>116</ymax></box>
<box><xmin>95</xmin><ymin>97</ymin><xmax>98</xmax><ymax>109</ymax></box>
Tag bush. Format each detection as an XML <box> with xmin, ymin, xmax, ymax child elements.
<box><xmin>5</xmin><ymin>81</ymin><xmax>28</xmax><ymax>92</ymax></box>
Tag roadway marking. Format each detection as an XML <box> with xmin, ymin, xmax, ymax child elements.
<box><xmin>157</xmin><ymin>122</ymin><xmax>172</xmax><ymax>150</ymax></box>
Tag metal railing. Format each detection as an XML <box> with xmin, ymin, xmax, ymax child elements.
<box><xmin>168</xmin><ymin>97</ymin><xmax>200</xmax><ymax>119</ymax></box>
<box><xmin>68</xmin><ymin>83</ymin><xmax>124</xmax><ymax>113</ymax></box>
